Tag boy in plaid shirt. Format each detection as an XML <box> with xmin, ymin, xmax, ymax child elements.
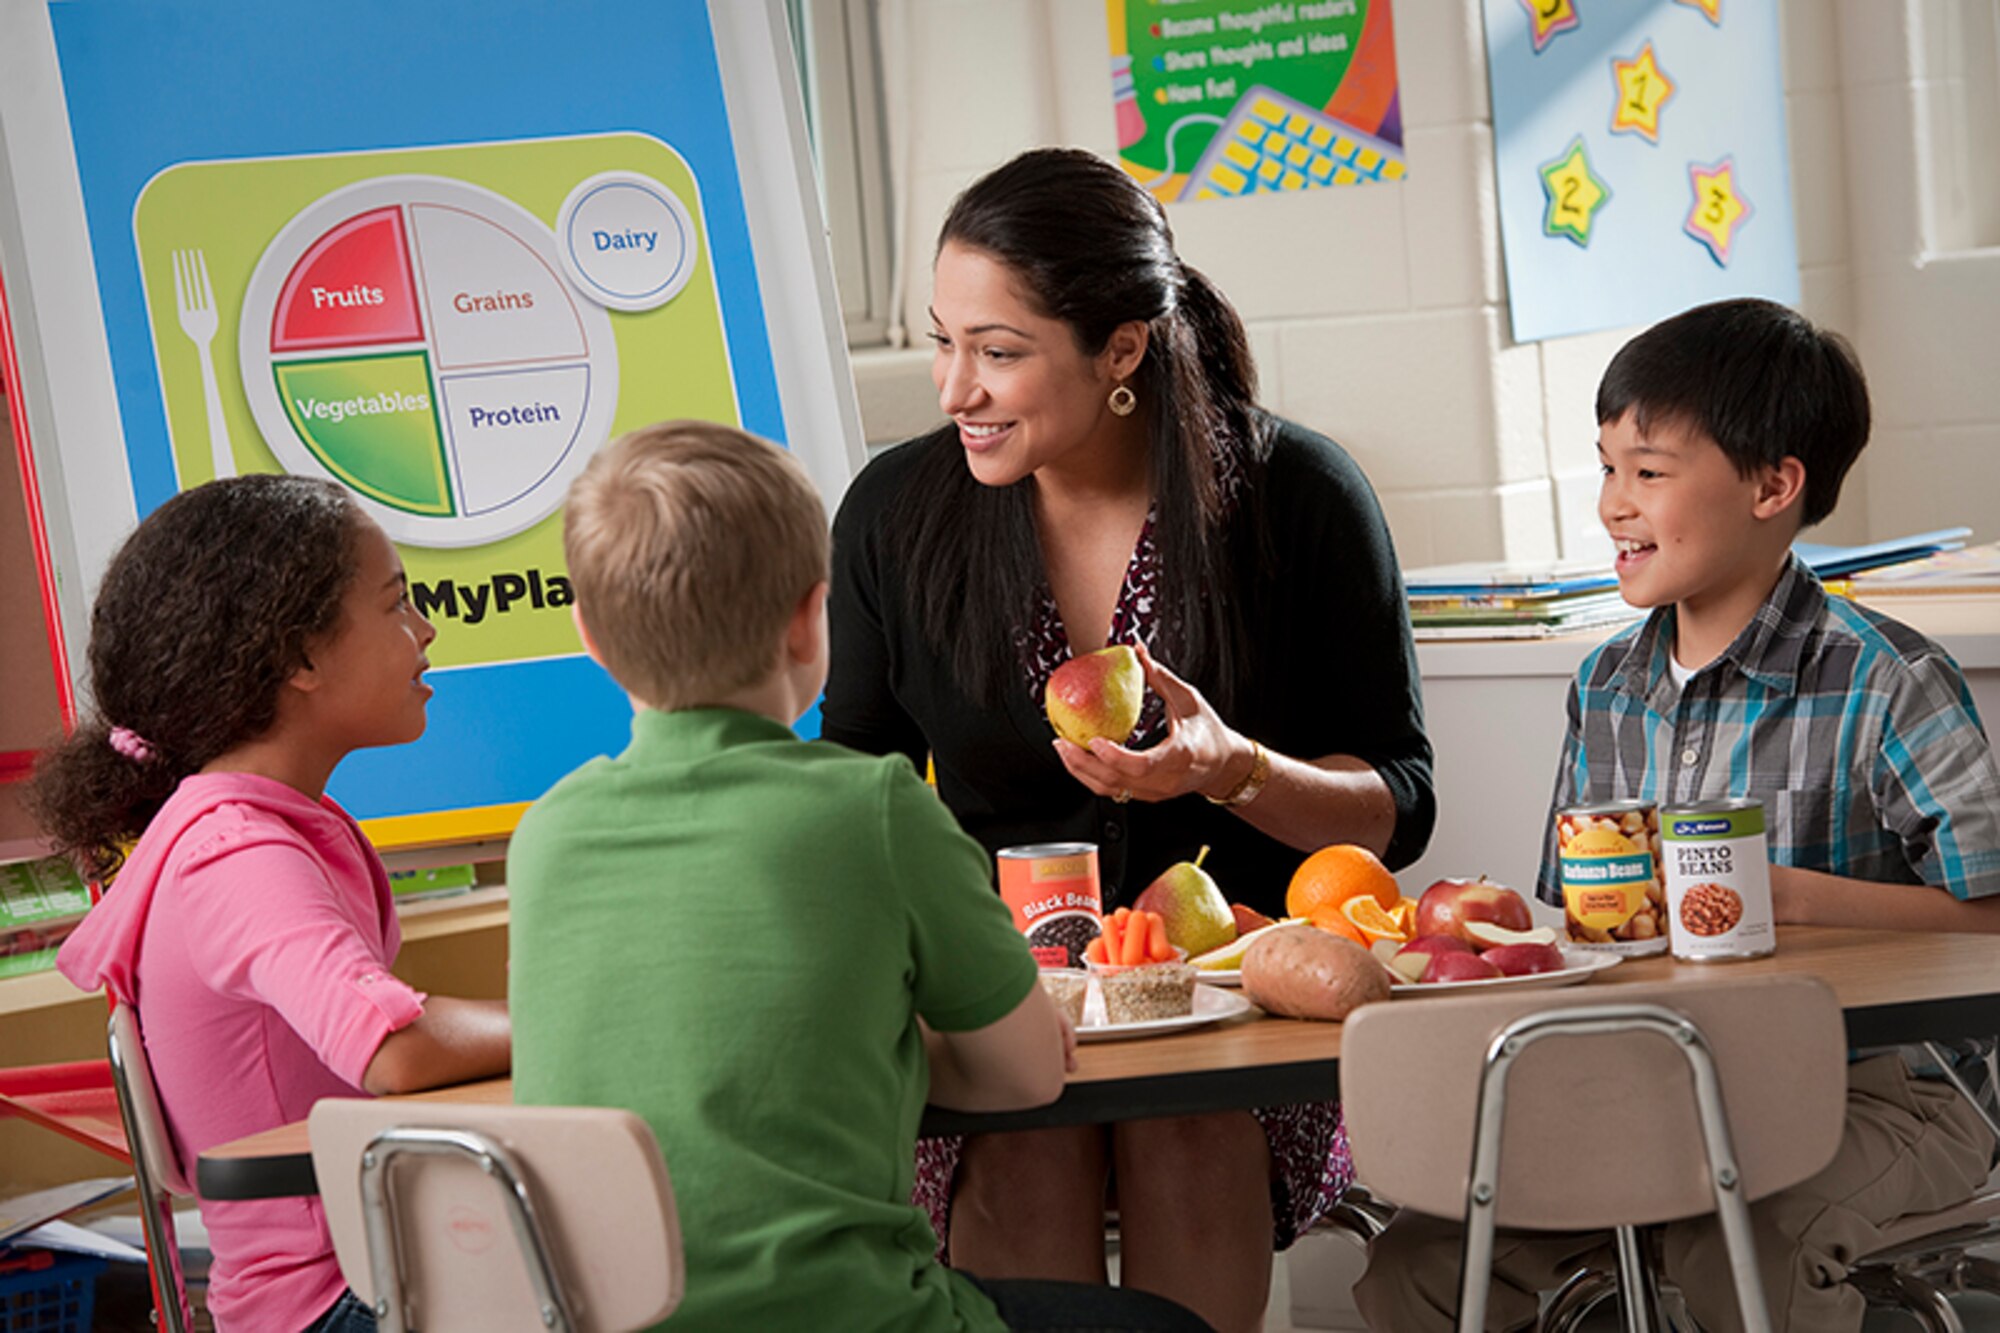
<box><xmin>1359</xmin><ymin>299</ymin><xmax>2000</xmax><ymax>1332</ymax></box>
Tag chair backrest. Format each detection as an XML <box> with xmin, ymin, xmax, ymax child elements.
<box><xmin>309</xmin><ymin>1098</ymin><xmax>684</xmax><ymax>1333</ymax></box>
<box><xmin>106</xmin><ymin>1002</ymin><xmax>191</xmax><ymax>1197</ymax></box>
<box><xmin>1341</xmin><ymin>975</ymin><xmax>1846</xmax><ymax>1231</ymax></box>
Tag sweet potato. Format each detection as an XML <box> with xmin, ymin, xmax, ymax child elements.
<box><xmin>1241</xmin><ymin>926</ymin><xmax>1391</xmax><ymax>1022</ymax></box>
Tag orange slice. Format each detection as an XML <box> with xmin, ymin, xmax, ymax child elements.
<box><xmin>1308</xmin><ymin>905</ymin><xmax>1369</xmax><ymax>946</ymax></box>
<box><xmin>1342</xmin><ymin>894</ymin><xmax>1416</xmax><ymax>944</ymax></box>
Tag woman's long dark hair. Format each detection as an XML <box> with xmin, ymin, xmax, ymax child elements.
<box><xmin>891</xmin><ymin>147</ymin><xmax>1268</xmax><ymax>711</ymax></box>
<box><xmin>29</xmin><ymin>475</ymin><xmax>363</xmax><ymax>880</ymax></box>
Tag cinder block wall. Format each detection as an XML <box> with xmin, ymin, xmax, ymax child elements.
<box><xmin>852</xmin><ymin>0</ymin><xmax>1994</xmax><ymax>561</ymax></box>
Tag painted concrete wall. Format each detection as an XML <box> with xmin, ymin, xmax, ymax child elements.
<box><xmin>849</xmin><ymin>0</ymin><xmax>1999</xmax><ymax>563</ymax></box>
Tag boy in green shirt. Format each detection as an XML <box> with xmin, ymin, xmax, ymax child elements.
<box><xmin>509</xmin><ymin>421</ymin><xmax>1211</xmax><ymax>1332</ymax></box>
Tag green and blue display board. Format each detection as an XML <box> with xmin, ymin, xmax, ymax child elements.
<box><xmin>0</xmin><ymin>1</ymin><xmax>862</xmax><ymax>847</ymax></box>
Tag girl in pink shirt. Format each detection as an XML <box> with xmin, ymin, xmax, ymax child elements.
<box><xmin>35</xmin><ymin>476</ymin><xmax>511</xmax><ymax>1333</ymax></box>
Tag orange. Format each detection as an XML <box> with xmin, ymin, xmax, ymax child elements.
<box><xmin>1286</xmin><ymin>844</ymin><xmax>1401</xmax><ymax>922</ymax></box>
<box><xmin>1342</xmin><ymin>894</ymin><xmax>1416</xmax><ymax>944</ymax></box>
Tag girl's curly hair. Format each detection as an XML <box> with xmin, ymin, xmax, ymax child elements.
<box><xmin>29</xmin><ymin>475</ymin><xmax>363</xmax><ymax>880</ymax></box>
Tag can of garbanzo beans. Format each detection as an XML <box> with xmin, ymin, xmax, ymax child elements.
<box><xmin>1659</xmin><ymin>799</ymin><xmax>1775</xmax><ymax>961</ymax></box>
<box><xmin>1555</xmin><ymin>801</ymin><xmax>1668</xmax><ymax>955</ymax></box>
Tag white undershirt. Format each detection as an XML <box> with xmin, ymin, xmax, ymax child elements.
<box><xmin>1668</xmin><ymin>653</ymin><xmax>1696</xmax><ymax>688</ymax></box>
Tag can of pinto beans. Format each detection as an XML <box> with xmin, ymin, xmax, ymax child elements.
<box><xmin>1659</xmin><ymin>799</ymin><xmax>1775</xmax><ymax>961</ymax></box>
<box><xmin>997</xmin><ymin>843</ymin><xmax>1104</xmax><ymax>969</ymax></box>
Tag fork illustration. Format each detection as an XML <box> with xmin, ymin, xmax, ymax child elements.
<box><xmin>173</xmin><ymin>249</ymin><xmax>233</xmax><ymax>481</ymax></box>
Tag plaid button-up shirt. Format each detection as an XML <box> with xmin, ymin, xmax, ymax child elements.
<box><xmin>1537</xmin><ymin>555</ymin><xmax>2000</xmax><ymax>904</ymax></box>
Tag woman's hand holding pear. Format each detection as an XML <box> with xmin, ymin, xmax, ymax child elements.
<box><xmin>1051</xmin><ymin>642</ymin><xmax>1253</xmax><ymax>804</ymax></box>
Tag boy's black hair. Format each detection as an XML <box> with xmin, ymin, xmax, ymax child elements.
<box><xmin>1596</xmin><ymin>297</ymin><xmax>1870</xmax><ymax>527</ymax></box>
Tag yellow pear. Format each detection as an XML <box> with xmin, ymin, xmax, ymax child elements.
<box><xmin>1045</xmin><ymin>645</ymin><xmax>1144</xmax><ymax>747</ymax></box>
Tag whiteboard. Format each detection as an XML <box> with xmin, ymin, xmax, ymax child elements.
<box><xmin>0</xmin><ymin>0</ymin><xmax>865</xmax><ymax>847</ymax></box>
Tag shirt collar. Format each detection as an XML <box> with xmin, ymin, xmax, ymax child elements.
<box><xmin>1609</xmin><ymin>554</ymin><xmax>1824</xmax><ymax>703</ymax></box>
<box><xmin>626</xmin><ymin>706</ymin><xmax>798</xmax><ymax>762</ymax></box>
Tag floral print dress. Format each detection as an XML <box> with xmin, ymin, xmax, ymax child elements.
<box><xmin>911</xmin><ymin>509</ymin><xmax>1355</xmax><ymax>1259</ymax></box>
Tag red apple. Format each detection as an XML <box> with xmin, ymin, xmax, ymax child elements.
<box><xmin>1414</xmin><ymin>877</ymin><xmax>1533</xmax><ymax>946</ymax></box>
<box><xmin>1479</xmin><ymin>942</ymin><xmax>1565</xmax><ymax>977</ymax></box>
<box><xmin>1420</xmin><ymin>952</ymin><xmax>1503</xmax><ymax>983</ymax></box>
<box><xmin>1388</xmin><ymin>935</ymin><xmax>1474</xmax><ymax>983</ymax></box>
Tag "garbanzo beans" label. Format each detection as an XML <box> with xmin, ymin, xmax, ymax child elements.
<box><xmin>1556</xmin><ymin>802</ymin><xmax>1668</xmax><ymax>955</ymax></box>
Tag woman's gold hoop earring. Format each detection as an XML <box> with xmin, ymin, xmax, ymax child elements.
<box><xmin>1108</xmin><ymin>383</ymin><xmax>1137</xmax><ymax>417</ymax></box>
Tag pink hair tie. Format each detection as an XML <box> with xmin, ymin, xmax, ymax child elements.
<box><xmin>108</xmin><ymin>727</ymin><xmax>157</xmax><ymax>763</ymax></box>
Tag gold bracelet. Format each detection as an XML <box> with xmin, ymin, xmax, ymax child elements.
<box><xmin>1205</xmin><ymin>739</ymin><xmax>1269</xmax><ymax>808</ymax></box>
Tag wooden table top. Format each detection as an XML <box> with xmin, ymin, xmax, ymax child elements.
<box><xmin>195</xmin><ymin>925</ymin><xmax>2000</xmax><ymax>1200</ymax></box>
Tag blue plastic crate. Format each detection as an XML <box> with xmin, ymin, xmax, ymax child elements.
<box><xmin>0</xmin><ymin>1250</ymin><xmax>105</xmax><ymax>1333</ymax></box>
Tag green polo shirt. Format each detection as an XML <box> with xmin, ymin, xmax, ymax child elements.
<box><xmin>509</xmin><ymin>707</ymin><xmax>1036</xmax><ymax>1332</ymax></box>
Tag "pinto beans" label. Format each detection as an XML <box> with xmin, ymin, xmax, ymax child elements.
<box><xmin>1660</xmin><ymin>800</ymin><xmax>1775</xmax><ymax>961</ymax></box>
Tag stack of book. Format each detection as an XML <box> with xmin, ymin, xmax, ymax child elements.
<box><xmin>1402</xmin><ymin>528</ymin><xmax>1976</xmax><ymax>642</ymax></box>
<box><xmin>0</xmin><ymin>855</ymin><xmax>90</xmax><ymax>979</ymax></box>
<box><xmin>1846</xmin><ymin>541</ymin><xmax>2000</xmax><ymax>610</ymax></box>
<box><xmin>1402</xmin><ymin>560</ymin><xmax>1635</xmax><ymax>641</ymax></box>
<box><xmin>1794</xmin><ymin>527</ymin><xmax>1972</xmax><ymax>582</ymax></box>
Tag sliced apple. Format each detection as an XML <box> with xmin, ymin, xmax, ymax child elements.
<box><xmin>1463</xmin><ymin>921</ymin><xmax>1560</xmax><ymax>949</ymax></box>
<box><xmin>1388</xmin><ymin>952</ymin><xmax>1432</xmax><ymax>984</ymax></box>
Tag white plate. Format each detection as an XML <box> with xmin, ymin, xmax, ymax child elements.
<box><xmin>1389</xmin><ymin>947</ymin><xmax>1621</xmax><ymax>996</ymax></box>
<box><xmin>1193</xmin><ymin>968</ymin><xmax>1242</xmax><ymax>987</ymax></box>
<box><xmin>1078</xmin><ymin>984</ymin><xmax>1256</xmax><ymax>1042</ymax></box>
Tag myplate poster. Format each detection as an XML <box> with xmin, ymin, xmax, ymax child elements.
<box><xmin>26</xmin><ymin>1</ymin><xmax>853</xmax><ymax>846</ymax></box>
<box><xmin>1483</xmin><ymin>0</ymin><xmax>1799</xmax><ymax>342</ymax></box>
<box><xmin>1108</xmin><ymin>0</ymin><xmax>1404</xmax><ymax>204</ymax></box>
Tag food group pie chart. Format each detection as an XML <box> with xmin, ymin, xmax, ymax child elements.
<box><xmin>240</xmin><ymin>176</ymin><xmax>620</xmax><ymax>547</ymax></box>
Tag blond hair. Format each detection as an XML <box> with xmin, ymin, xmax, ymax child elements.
<box><xmin>564</xmin><ymin>421</ymin><xmax>828</xmax><ymax>709</ymax></box>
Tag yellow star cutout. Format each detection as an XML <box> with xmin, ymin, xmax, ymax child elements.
<box><xmin>1676</xmin><ymin>0</ymin><xmax>1723</xmax><ymax>25</ymax></box>
<box><xmin>1519</xmin><ymin>0</ymin><xmax>1579</xmax><ymax>54</ymax></box>
<box><xmin>1540</xmin><ymin>136</ymin><xmax>1611</xmax><ymax>247</ymax></box>
<box><xmin>1685</xmin><ymin>158</ymin><xmax>1752</xmax><ymax>265</ymax></box>
<box><xmin>1610</xmin><ymin>42</ymin><xmax>1676</xmax><ymax>144</ymax></box>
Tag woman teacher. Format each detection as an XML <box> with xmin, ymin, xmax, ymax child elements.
<box><xmin>823</xmin><ymin>147</ymin><xmax>1434</xmax><ymax>1333</ymax></box>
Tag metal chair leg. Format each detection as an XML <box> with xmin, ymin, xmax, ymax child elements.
<box><xmin>1540</xmin><ymin>1266</ymin><xmax>1616</xmax><ymax>1333</ymax></box>
<box><xmin>1612</xmin><ymin>1225</ymin><xmax>1661</xmax><ymax>1333</ymax></box>
<box><xmin>1962</xmin><ymin>1253</ymin><xmax>2000</xmax><ymax>1295</ymax></box>
<box><xmin>1888</xmin><ymin>1271</ymin><xmax>1966</xmax><ymax>1333</ymax></box>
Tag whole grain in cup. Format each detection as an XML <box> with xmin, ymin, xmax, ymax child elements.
<box><xmin>1038</xmin><ymin>969</ymin><xmax>1088</xmax><ymax>1027</ymax></box>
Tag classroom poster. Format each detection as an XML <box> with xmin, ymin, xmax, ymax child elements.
<box><xmin>1484</xmin><ymin>0</ymin><xmax>1799</xmax><ymax>342</ymax></box>
<box><xmin>1107</xmin><ymin>0</ymin><xmax>1404</xmax><ymax>203</ymax></box>
<box><xmin>19</xmin><ymin>1</ymin><xmax>857</xmax><ymax>846</ymax></box>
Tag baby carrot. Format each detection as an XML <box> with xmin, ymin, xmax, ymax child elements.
<box><xmin>1100</xmin><ymin>916</ymin><xmax>1122</xmax><ymax>964</ymax></box>
<box><xmin>1121</xmin><ymin>912</ymin><xmax>1147</xmax><ymax>966</ymax></box>
<box><xmin>1146</xmin><ymin>912</ymin><xmax>1171</xmax><ymax>962</ymax></box>
<box><xmin>1085</xmin><ymin>935</ymin><xmax>1108</xmax><ymax>964</ymax></box>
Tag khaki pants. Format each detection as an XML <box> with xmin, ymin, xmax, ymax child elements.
<box><xmin>1353</xmin><ymin>1054</ymin><xmax>1997</xmax><ymax>1333</ymax></box>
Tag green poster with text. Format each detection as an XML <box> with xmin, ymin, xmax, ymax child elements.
<box><xmin>1108</xmin><ymin>0</ymin><xmax>1404</xmax><ymax>203</ymax></box>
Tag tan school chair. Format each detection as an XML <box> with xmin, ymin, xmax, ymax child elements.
<box><xmin>309</xmin><ymin>1098</ymin><xmax>684</xmax><ymax>1333</ymax></box>
<box><xmin>107</xmin><ymin>1000</ymin><xmax>196</xmax><ymax>1333</ymax></box>
<box><xmin>1340</xmin><ymin>975</ymin><xmax>1848</xmax><ymax>1333</ymax></box>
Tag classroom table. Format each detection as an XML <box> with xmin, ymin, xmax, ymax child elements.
<box><xmin>194</xmin><ymin>925</ymin><xmax>2000</xmax><ymax>1203</ymax></box>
